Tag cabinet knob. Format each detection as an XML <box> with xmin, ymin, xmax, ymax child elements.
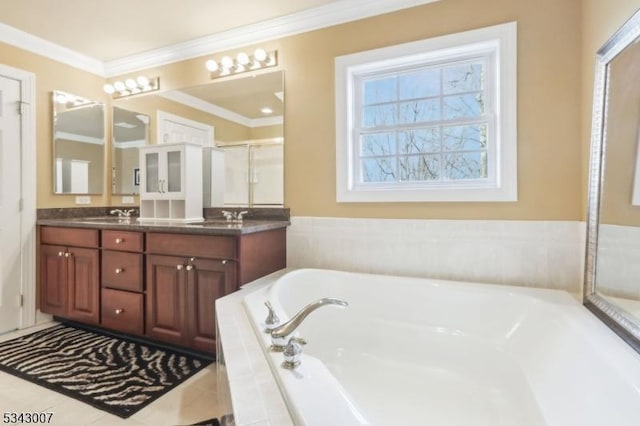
<box><xmin>115</xmin><ymin>308</ymin><xmax>124</xmax><ymax>315</ymax></box>
<box><xmin>221</xmin><ymin>259</ymin><xmax>228</xmax><ymax>265</ymax></box>
<box><xmin>115</xmin><ymin>268</ymin><xmax>124</xmax><ymax>274</ymax></box>
<box><xmin>186</xmin><ymin>264</ymin><xmax>194</xmax><ymax>271</ymax></box>
<box><xmin>115</xmin><ymin>238</ymin><xmax>124</xmax><ymax>244</ymax></box>
<box><xmin>176</xmin><ymin>264</ymin><xmax>184</xmax><ymax>270</ymax></box>
<box><xmin>64</xmin><ymin>252</ymin><xmax>71</xmax><ymax>258</ymax></box>
<box><xmin>58</xmin><ymin>251</ymin><xmax>64</xmax><ymax>257</ymax></box>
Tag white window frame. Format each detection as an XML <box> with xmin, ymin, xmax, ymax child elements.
<box><xmin>335</xmin><ymin>22</ymin><xmax>517</xmax><ymax>202</ymax></box>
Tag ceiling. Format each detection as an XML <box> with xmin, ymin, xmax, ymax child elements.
<box><xmin>0</xmin><ymin>0</ymin><xmax>341</xmax><ymax>61</ymax></box>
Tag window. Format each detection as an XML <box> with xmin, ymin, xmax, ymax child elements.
<box><xmin>335</xmin><ymin>22</ymin><xmax>517</xmax><ymax>202</ymax></box>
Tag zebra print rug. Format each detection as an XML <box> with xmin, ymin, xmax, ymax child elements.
<box><xmin>0</xmin><ymin>324</ymin><xmax>211</xmax><ymax>418</ymax></box>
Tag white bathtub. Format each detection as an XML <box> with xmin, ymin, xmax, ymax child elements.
<box><xmin>242</xmin><ymin>269</ymin><xmax>640</xmax><ymax>426</ymax></box>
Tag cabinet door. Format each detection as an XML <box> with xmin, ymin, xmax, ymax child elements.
<box><xmin>40</xmin><ymin>244</ymin><xmax>68</xmax><ymax>317</ymax></box>
<box><xmin>164</xmin><ymin>147</ymin><xmax>183</xmax><ymax>198</ymax></box>
<box><xmin>146</xmin><ymin>254</ymin><xmax>188</xmax><ymax>345</ymax></box>
<box><xmin>186</xmin><ymin>258</ymin><xmax>236</xmax><ymax>353</ymax></box>
<box><xmin>67</xmin><ymin>247</ymin><xmax>100</xmax><ymax>324</ymax></box>
<box><xmin>143</xmin><ymin>151</ymin><xmax>160</xmax><ymax>195</ymax></box>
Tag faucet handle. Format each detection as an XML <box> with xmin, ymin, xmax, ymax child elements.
<box><xmin>263</xmin><ymin>301</ymin><xmax>280</xmax><ymax>333</ymax></box>
<box><xmin>282</xmin><ymin>337</ymin><xmax>307</xmax><ymax>370</ymax></box>
<box><xmin>221</xmin><ymin>210</ymin><xmax>234</xmax><ymax>222</ymax></box>
<box><xmin>237</xmin><ymin>211</ymin><xmax>249</xmax><ymax>221</ymax></box>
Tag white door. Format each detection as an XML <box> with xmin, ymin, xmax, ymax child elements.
<box><xmin>0</xmin><ymin>75</ymin><xmax>23</xmax><ymax>333</ymax></box>
<box><xmin>157</xmin><ymin>110</ymin><xmax>214</xmax><ymax>146</ymax></box>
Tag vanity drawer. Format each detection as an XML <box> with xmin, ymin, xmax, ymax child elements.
<box><xmin>101</xmin><ymin>288</ymin><xmax>144</xmax><ymax>336</ymax></box>
<box><xmin>41</xmin><ymin>227</ymin><xmax>99</xmax><ymax>248</ymax></box>
<box><xmin>102</xmin><ymin>230</ymin><xmax>144</xmax><ymax>252</ymax></box>
<box><xmin>102</xmin><ymin>251</ymin><xmax>143</xmax><ymax>292</ymax></box>
<box><xmin>146</xmin><ymin>232</ymin><xmax>236</xmax><ymax>259</ymax></box>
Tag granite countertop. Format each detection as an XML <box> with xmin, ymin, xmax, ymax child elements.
<box><xmin>37</xmin><ymin>216</ymin><xmax>290</xmax><ymax>236</ymax></box>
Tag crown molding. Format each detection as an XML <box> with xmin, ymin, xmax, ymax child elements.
<box><xmin>104</xmin><ymin>0</ymin><xmax>439</xmax><ymax>76</ymax></box>
<box><xmin>0</xmin><ymin>0</ymin><xmax>438</xmax><ymax>78</ymax></box>
<box><xmin>0</xmin><ymin>23</ymin><xmax>105</xmax><ymax>76</ymax></box>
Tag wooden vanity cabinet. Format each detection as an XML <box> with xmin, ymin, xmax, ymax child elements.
<box><xmin>145</xmin><ymin>233</ymin><xmax>236</xmax><ymax>353</ymax></box>
<box><xmin>40</xmin><ymin>227</ymin><xmax>100</xmax><ymax>325</ymax></box>
<box><xmin>39</xmin><ymin>224</ymin><xmax>286</xmax><ymax>354</ymax></box>
<box><xmin>100</xmin><ymin>230</ymin><xmax>145</xmax><ymax>336</ymax></box>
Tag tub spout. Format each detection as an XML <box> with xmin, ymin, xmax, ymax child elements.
<box><xmin>270</xmin><ymin>297</ymin><xmax>348</xmax><ymax>344</ymax></box>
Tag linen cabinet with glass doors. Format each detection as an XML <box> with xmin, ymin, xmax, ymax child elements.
<box><xmin>138</xmin><ymin>142</ymin><xmax>203</xmax><ymax>222</ymax></box>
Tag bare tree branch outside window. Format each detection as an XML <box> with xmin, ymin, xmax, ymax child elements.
<box><xmin>359</xmin><ymin>60</ymin><xmax>488</xmax><ymax>184</ymax></box>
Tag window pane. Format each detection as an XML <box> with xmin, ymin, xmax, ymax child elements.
<box><xmin>362</xmin><ymin>133</ymin><xmax>396</xmax><ymax>156</ymax></box>
<box><xmin>443</xmin><ymin>124</ymin><xmax>487</xmax><ymax>151</ymax></box>
<box><xmin>399</xmin><ymin>69</ymin><xmax>440</xmax><ymax>100</ymax></box>
<box><xmin>443</xmin><ymin>93</ymin><xmax>484</xmax><ymax>120</ymax></box>
<box><xmin>364</xmin><ymin>77</ymin><xmax>397</xmax><ymax>105</ymax></box>
<box><xmin>443</xmin><ymin>63</ymin><xmax>483</xmax><ymax>94</ymax></box>
<box><xmin>400</xmin><ymin>155</ymin><xmax>440</xmax><ymax>181</ymax></box>
<box><xmin>362</xmin><ymin>157</ymin><xmax>396</xmax><ymax>182</ymax></box>
<box><xmin>363</xmin><ymin>104</ymin><xmax>397</xmax><ymax>127</ymax></box>
<box><xmin>399</xmin><ymin>99</ymin><xmax>440</xmax><ymax>124</ymax></box>
<box><xmin>444</xmin><ymin>151</ymin><xmax>487</xmax><ymax>180</ymax></box>
<box><xmin>399</xmin><ymin>128</ymin><xmax>440</xmax><ymax>154</ymax></box>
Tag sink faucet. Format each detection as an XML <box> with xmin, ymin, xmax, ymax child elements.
<box><xmin>110</xmin><ymin>208</ymin><xmax>138</xmax><ymax>218</ymax></box>
<box><xmin>221</xmin><ymin>210</ymin><xmax>249</xmax><ymax>223</ymax></box>
<box><xmin>270</xmin><ymin>297</ymin><xmax>348</xmax><ymax>350</ymax></box>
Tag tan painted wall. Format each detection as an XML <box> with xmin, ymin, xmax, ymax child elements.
<box><xmin>114</xmin><ymin>0</ymin><xmax>583</xmax><ymax>220</ymax></box>
<box><xmin>581</xmin><ymin>0</ymin><xmax>640</xmax><ymax>221</ymax></box>
<box><xmin>5</xmin><ymin>0</ymin><xmax>604</xmax><ymax>218</ymax></box>
<box><xmin>0</xmin><ymin>41</ymin><xmax>109</xmax><ymax>208</ymax></box>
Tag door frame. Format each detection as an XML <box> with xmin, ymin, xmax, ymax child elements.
<box><xmin>0</xmin><ymin>64</ymin><xmax>36</xmax><ymax>330</ymax></box>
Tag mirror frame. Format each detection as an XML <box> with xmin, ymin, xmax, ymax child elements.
<box><xmin>584</xmin><ymin>8</ymin><xmax>640</xmax><ymax>352</ymax></box>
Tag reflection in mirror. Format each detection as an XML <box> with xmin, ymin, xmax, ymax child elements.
<box><xmin>111</xmin><ymin>70</ymin><xmax>284</xmax><ymax>207</ymax></box>
<box><xmin>53</xmin><ymin>91</ymin><xmax>105</xmax><ymax>194</ymax></box>
<box><xmin>585</xmin><ymin>9</ymin><xmax>640</xmax><ymax>351</ymax></box>
<box><xmin>112</xmin><ymin>106</ymin><xmax>149</xmax><ymax>195</ymax></box>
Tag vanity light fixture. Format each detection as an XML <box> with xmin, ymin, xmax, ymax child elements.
<box><xmin>206</xmin><ymin>48</ymin><xmax>278</xmax><ymax>79</ymax></box>
<box><xmin>53</xmin><ymin>92</ymin><xmax>94</xmax><ymax>108</ymax></box>
<box><xmin>104</xmin><ymin>76</ymin><xmax>160</xmax><ymax>99</ymax></box>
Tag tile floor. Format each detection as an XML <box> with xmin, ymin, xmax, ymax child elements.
<box><xmin>0</xmin><ymin>322</ymin><xmax>231</xmax><ymax>426</ymax></box>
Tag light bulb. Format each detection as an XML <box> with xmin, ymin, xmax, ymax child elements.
<box><xmin>103</xmin><ymin>84</ymin><xmax>115</xmax><ymax>94</ymax></box>
<box><xmin>237</xmin><ymin>52</ymin><xmax>249</xmax><ymax>65</ymax></box>
<box><xmin>206</xmin><ymin>60</ymin><xmax>219</xmax><ymax>72</ymax></box>
<box><xmin>125</xmin><ymin>79</ymin><xmax>137</xmax><ymax>89</ymax></box>
<box><xmin>113</xmin><ymin>81</ymin><xmax>126</xmax><ymax>91</ymax></box>
<box><xmin>261</xmin><ymin>107</ymin><xmax>273</xmax><ymax>115</ymax></box>
<box><xmin>221</xmin><ymin>56</ymin><xmax>234</xmax><ymax>70</ymax></box>
<box><xmin>55</xmin><ymin>93</ymin><xmax>67</xmax><ymax>104</ymax></box>
<box><xmin>136</xmin><ymin>76</ymin><xmax>149</xmax><ymax>87</ymax></box>
<box><xmin>254</xmin><ymin>48</ymin><xmax>267</xmax><ymax>62</ymax></box>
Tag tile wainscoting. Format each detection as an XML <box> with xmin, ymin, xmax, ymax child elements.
<box><xmin>286</xmin><ymin>217</ymin><xmax>586</xmax><ymax>296</ymax></box>
<box><xmin>596</xmin><ymin>224</ymin><xmax>640</xmax><ymax>300</ymax></box>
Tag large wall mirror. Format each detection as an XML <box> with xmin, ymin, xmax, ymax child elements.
<box><xmin>585</xmin><ymin>8</ymin><xmax>640</xmax><ymax>352</ymax></box>
<box><xmin>111</xmin><ymin>70</ymin><xmax>284</xmax><ymax>206</ymax></box>
<box><xmin>111</xmin><ymin>106</ymin><xmax>149</xmax><ymax>195</ymax></box>
<box><xmin>52</xmin><ymin>91</ymin><xmax>105</xmax><ymax>194</ymax></box>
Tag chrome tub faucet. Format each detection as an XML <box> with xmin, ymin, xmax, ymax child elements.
<box><xmin>270</xmin><ymin>297</ymin><xmax>348</xmax><ymax>351</ymax></box>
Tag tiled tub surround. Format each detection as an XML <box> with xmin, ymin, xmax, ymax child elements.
<box><xmin>286</xmin><ymin>217</ymin><xmax>585</xmax><ymax>296</ymax></box>
<box><xmin>221</xmin><ymin>269</ymin><xmax>640</xmax><ymax>426</ymax></box>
